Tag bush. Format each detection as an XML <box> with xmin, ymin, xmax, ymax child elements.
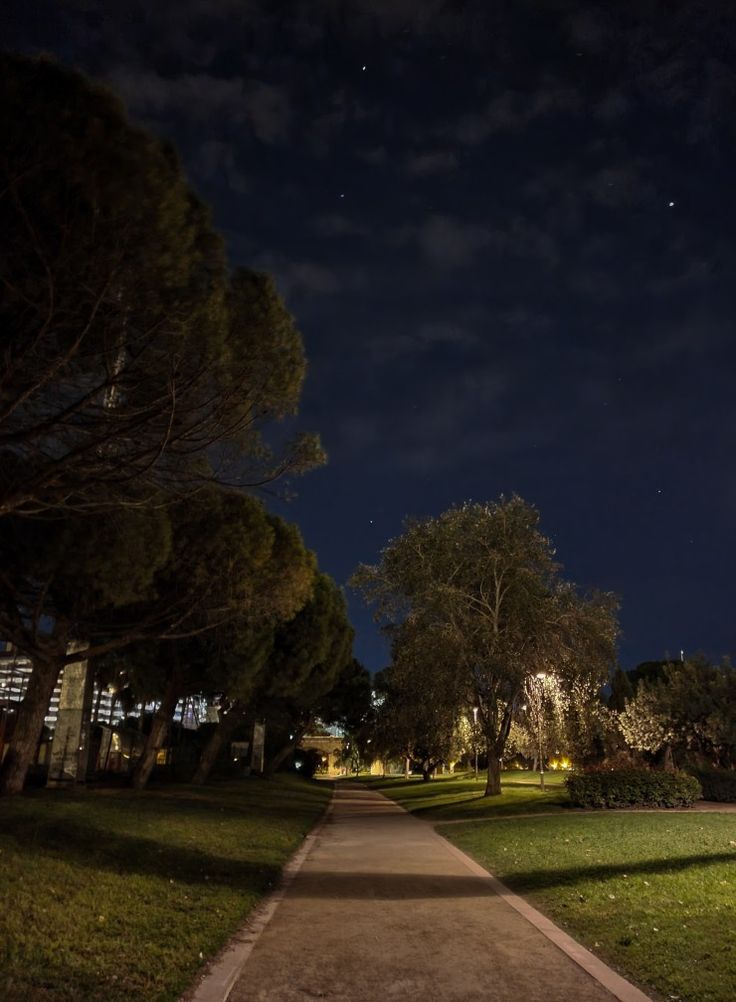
<box><xmin>689</xmin><ymin>768</ymin><xmax>736</xmax><ymax>802</ymax></box>
<box><xmin>565</xmin><ymin>768</ymin><xmax>701</xmax><ymax>808</ymax></box>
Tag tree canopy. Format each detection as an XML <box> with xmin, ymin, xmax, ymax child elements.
<box><xmin>254</xmin><ymin>572</ymin><xmax>354</xmax><ymax>773</ymax></box>
<box><xmin>0</xmin><ymin>53</ymin><xmax>322</xmax><ymax>517</ymax></box>
<box><xmin>618</xmin><ymin>657</ymin><xmax>736</xmax><ymax>769</ymax></box>
<box><xmin>352</xmin><ymin>496</ymin><xmax>619</xmax><ymax>794</ymax></box>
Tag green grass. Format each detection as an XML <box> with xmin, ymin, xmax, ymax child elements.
<box><xmin>0</xmin><ymin>775</ymin><xmax>331</xmax><ymax>1002</ymax></box>
<box><xmin>446</xmin><ymin>813</ymin><xmax>736</xmax><ymax>1002</ymax></box>
<box><xmin>370</xmin><ymin>771</ymin><xmax>736</xmax><ymax>1002</ymax></box>
<box><xmin>362</xmin><ymin>768</ymin><xmax>570</xmax><ymax>819</ymax></box>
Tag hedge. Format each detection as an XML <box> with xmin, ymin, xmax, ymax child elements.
<box><xmin>565</xmin><ymin>768</ymin><xmax>701</xmax><ymax>809</ymax></box>
<box><xmin>689</xmin><ymin>768</ymin><xmax>736</xmax><ymax>803</ymax></box>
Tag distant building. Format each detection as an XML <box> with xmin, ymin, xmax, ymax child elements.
<box><xmin>0</xmin><ymin>643</ymin><xmax>213</xmax><ymax>739</ymax></box>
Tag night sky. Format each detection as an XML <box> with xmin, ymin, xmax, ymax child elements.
<box><xmin>7</xmin><ymin>1</ymin><xmax>736</xmax><ymax>673</ymax></box>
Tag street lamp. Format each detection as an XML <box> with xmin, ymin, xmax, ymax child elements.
<box><xmin>535</xmin><ymin>672</ymin><xmax>546</xmax><ymax>790</ymax></box>
<box><xmin>472</xmin><ymin>706</ymin><xmax>479</xmax><ymax>778</ymax></box>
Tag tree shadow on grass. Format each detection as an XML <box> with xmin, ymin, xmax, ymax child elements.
<box><xmin>286</xmin><ymin>849</ymin><xmax>736</xmax><ymax>900</ymax></box>
<box><xmin>413</xmin><ymin>796</ymin><xmax>569</xmax><ymax>820</ymax></box>
<box><xmin>19</xmin><ymin>779</ymin><xmax>328</xmax><ymax>828</ymax></box>
<box><xmin>482</xmin><ymin>848</ymin><xmax>736</xmax><ymax>894</ymax></box>
<box><xmin>0</xmin><ymin>813</ymin><xmax>282</xmax><ymax>891</ymax></box>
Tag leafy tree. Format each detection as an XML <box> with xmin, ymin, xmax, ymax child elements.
<box><xmin>188</xmin><ymin>625</ymin><xmax>275</xmax><ymax>784</ymax></box>
<box><xmin>256</xmin><ymin>574</ymin><xmax>353</xmax><ymax>775</ymax></box>
<box><xmin>316</xmin><ymin>657</ymin><xmax>375</xmax><ymax>770</ymax></box>
<box><xmin>619</xmin><ymin>657</ymin><xmax>736</xmax><ymax>769</ymax></box>
<box><xmin>0</xmin><ymin>54</ymin><xmax>321</xmax><ymax>518</ymax></box>
<box><xmin>0</xmin><ymin>490</ymin><xmax>313</xmax><ymax>794</ymax></box>
<box><xmin>515</xmin><ymin>673</ymin><xmax>568</xmax><ymax>773</ymax></box>
<box><xmin>0</xmin><ymin>504</ymin><xmax>171</xmax><ymax>794</ymax></box>
<box><xmin>607</xmin><ymin>666</ymin><xmax>635</xmax><ymax>712</ymax></box>
<box><xmin>125</xmin><ymin>504</ymin><xmax>315</xmax><ymax>789</ymax></box>
<box><xmin>376</xmin><ymin>622</ymin><xmax>466</xmax><ymax>780</ymax></box>
<box><xmin>188</xmin><ymin>519</ymin><xmax>317</xmax><ymax>785</ymax></box>
<box><xmin>352</xmin><ymin>496</ymin><xmax>618</xmax><ymax>795</ymax></box>
<box><xmin>618</xmin><ymin>683</ymin><xmax>676</xmax><ymax>766</ymax></box>
<box><xmin>318</xmin><ymin>658</ymin><xmax>373</xmax><ymax>737</ymax></box>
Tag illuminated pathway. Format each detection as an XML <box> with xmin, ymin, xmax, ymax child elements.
<box><xmin>210</xmin><ymin>784</ymin><xmax>651</xmax><ymax>1002</ymax></box>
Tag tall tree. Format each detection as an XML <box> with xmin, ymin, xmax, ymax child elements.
<box><xmin>619</xmin><ymin>657</ymin><xmax>736</xmax><ymax>769</ymax></box>
<box><xmin>377</xmin><ymin>623</ymin><xmax>467</xmax><ymax>779</ymax></box>
<box><xmin>189</xmin><ymin>625</ymin><xmax>275</xmax><ymax>785</ymax></box>
<box><xmin>256</xmin><ymin>574</ymin><xmax>354</xmax><ymax>775</ymax></box>
<box><xmin>318</xmin><ymin>658</ymin><xmax>373</xmax><ymax>737</ymax></box>
<box><xmin>318</xmin><ymin>658</ymin><xmax>375</xmax><ymax>772</ymax></box>
<box><xmin>352</xmin><ymin>496</ymin><xmax>618</xmax><ymax>795</ymax></box>
<box><xmin>123</xmin><ymin>503</ymin><xmax>315</xmax><ymax>789</ymax></box>
<box><xmin>0</xmin><ymin>490</ymin><xmax>315</xmax><ymax>794</ymax></box>
<box><xmin>0</xmin><ymin>503</ymin><xmax>171</xmax><ymax>793</ymax></box>
<box><xmin>607</xmin><ymin>666</ymin><xmax>635</xmax><ymax>712</ymax></box>
<box><xmin>0</xmin><ymin>54</ymin><xmax>322</xmax><ymax>518</ymax></box>
<box><xmin>178</xmin><ymin>516</ymin><xmax>317</xmax><ymax>786</ymax></box>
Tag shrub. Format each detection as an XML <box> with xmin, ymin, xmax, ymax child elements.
<box><xmin>565</xmin><ymin>768</ymin><xmax>701</xmax><ymax>808</ymax></box>
<box><xmin>689</xmin><ymin>768</ymin><xmax>736</xmax><ymax>803</ymax></box>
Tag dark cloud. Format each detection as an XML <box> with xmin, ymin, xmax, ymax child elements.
<box><xmin>108</xmin><ymin>68</ymin><xmax>291</xmax><ymax>143</ymax></box>
<box><xmin>391</xmin><ymin>212</ymin><xmax>560</xmax><ymax>273</ymax></box>
<box><xmin>194</xmin><ymin>139</ymin><xmax>249</xmax><ymax>193</ymax></box>
<box><xmin>404</xmin><ymin>150</ymin><xmax>459</xmax><ymax>176</ymax></box>
<box><xmin>586</xmin><ymin>164</ymin><xmax>655</xmax><ymax>208</ymax></box>
<box><xmin>367</xmin><ymin>322</ymin><xmax>481</xmax><ymax>363</ymax></box>
<box><xmin>451</xmin><ymin>82</ymin><xmax>581</xmax><ymax>145</ymax></box>
<box><xmin>311</xmin><ymin>214</ymin><xmax>369</xmax><ymax>238</ymax></box>
<box><xmin>253</xmin><ymin>257</ymin><xmax>341</xmax><ymax>299</ymax></box>
<box><xmin>356</xmin><ymin>146</ymin><xmax>388</xmax><ymax>166</ymax></box>
<box><xmin>409</xmin><ymin>214</ymin><xmax>492</xmax><ymax>268</ymax></box>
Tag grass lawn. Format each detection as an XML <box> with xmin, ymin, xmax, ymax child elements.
<box><xmin>371</xmin><ymin>771</ymin><xmax>736</xmax><ymax>1002</ymax></box>
<box><xmin>0</xmin><ymin>774</ymin><xmax>331</xmax><ymax>1002</ymax></box>
<box><xmin>361</xmin><ymin>768</ymin><xmax>570</xmax><ymax>819</ymax></box>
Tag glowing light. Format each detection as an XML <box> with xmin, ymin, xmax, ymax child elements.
<box><xmin>549</xmin><ymin>756</ymin><xmax>572</xmax><ymax>771</ymax></box>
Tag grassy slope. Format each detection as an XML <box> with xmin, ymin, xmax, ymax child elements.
<box><xmin>372</xmin><ymin>772</ymin><xmax>736</xmax><ymax>1002</ymax></box>
<box><xmin>0</xmin><ymin>775</ymin><xmax>330</xmax><ymax>1002</ymax></box>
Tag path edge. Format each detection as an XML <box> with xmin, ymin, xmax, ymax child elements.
<box><xmin>437</xmin><ymin>833</ymin><xmax>653</xmax><ymax>1002</ymax></box>
<box><xmin>379</xmin><ymin>789</ymin><xmax>653</xmax><ymax>1002</ymax></box>
<box><xmin>180</xmin><ymin>783</ymin><xmax>335</xmax><ymax>1002</ymax></box>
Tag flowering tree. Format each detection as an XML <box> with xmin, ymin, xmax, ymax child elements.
<box><xmin>618</xmin><ymin>658</ymin><xmax>736</xmax><ymax>769</ymax></box>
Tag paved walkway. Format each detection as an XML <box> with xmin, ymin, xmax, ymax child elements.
<box><xmin>225</xmin><ymin>784</ymin><xmax>648</xmax><ymax>1002</ymax></box>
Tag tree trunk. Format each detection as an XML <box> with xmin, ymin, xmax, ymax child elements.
<box><xmin>191</xmin><ymin>702</ymin><xmax>245</xmax><ymax>784</ymax></box>
<box><xmin>404</xmin><ymin>755</ymin><xmax>411</xmax><ymax>779</ymax></box>
<box><xmin>421</xmin><ymin>766</ymin><xmax>433</xmax><ymax>782</ymax></box>
<box><xmin>264</xmin><ymin>739</ymin><xmax>297</xmax><ymax>778</ymax></box>
<box><xmin>130</xmin><ymin>676</ymin><xmax>180</xmax><ymax>790</ymax></box>
<box><xmin>0</xmin><ymin>654</ymin><xmax>63</xmax><ymax>796</ymax></box>
<box><xmin>484</xmin><ymin>748</ymin><xmax>502</xmax><ymax>796</ymax></box>
<box><xmin>662</xmin><ymin>742</ymin><xmax>675</xmax><ymax>772</ymax></box>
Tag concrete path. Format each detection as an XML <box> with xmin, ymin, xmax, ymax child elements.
<box><xmin>224</xmin><ymin>784</ymin><xmax>649</xmax><ymax>1002</ymax></box>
